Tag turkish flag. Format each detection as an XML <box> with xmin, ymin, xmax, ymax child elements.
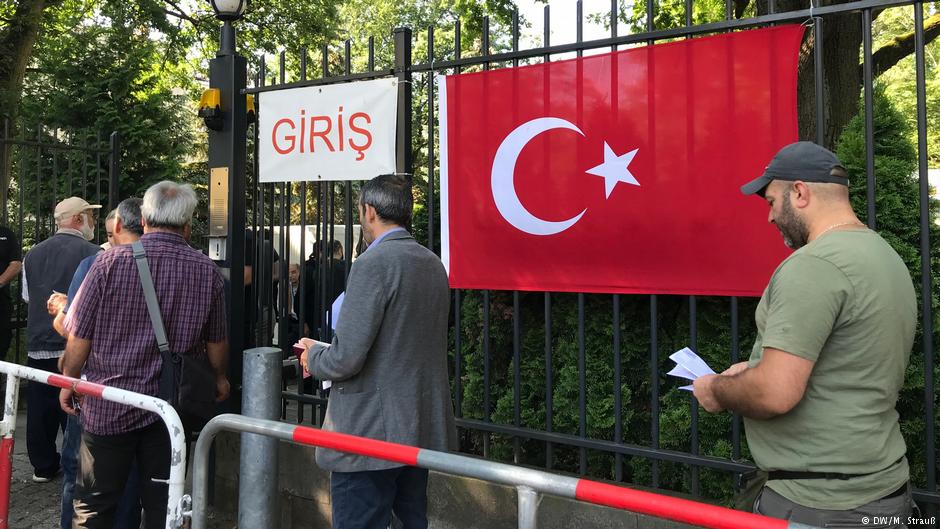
<box><xmin>439</xmin><ymin>25</ymin><xmax>804</xmax><ymax>296</ymax></box>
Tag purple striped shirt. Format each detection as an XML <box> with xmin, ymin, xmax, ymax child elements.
<box><xmin>66</xmin><ymin>232</ymin><xmax>227</xmax><ymax>435</ymax></box>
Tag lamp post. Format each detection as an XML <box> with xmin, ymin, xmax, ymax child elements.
<box><xmin>206</xmin><ymin>0</ymin><xmax>248</xmax><ymax>408</ymax></box>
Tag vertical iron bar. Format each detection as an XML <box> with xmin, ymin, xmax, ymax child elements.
<box><xmin>483</xmin><ymin>17</ymin><xmax>490</xmax><ymax>67</ymax></box>
<box><xmin>513</xmin><ymin>291</ymin><xmax>521</xmax><ymax>463</ymax></box>
<box><xmin>108</xmin><ymin>132</ymin><xmax>120</xmax><ymax>212</ymax></box>
<box><xmin>862</xmin><ymin>9</ymin><xmax>876</xmax><ymax>229</ymax></box>
<box><xmin>686</xmin><ymin>0</ymin><xmax>693</xmax><ymax>27</ymax></box>
<box><xmin>95</xmin><ymin>132</ymin><xmax>101</xmax><ymax>222</ymax></box>
<box><xmin>610</xmin><ymin>0</ymin><xmax>623</xmax><ymax>484</ymax></box>
<box><xmin>327</xmin><ymin>184</ymin><xmax>335</xmax><ymax>342</ymax></box>
<box><xmin>578</xmin><ymin>293</ymin><xmax>586</xmax><ymax>475</ymax></box>
<box><xmin>689</xmin><ymin>296</ymin><xmax>699</xmax><ymax>496</ymax></box>
<box><xmin>483</xmin><ymin>290</ymin><xmax>491</xmax><ymax>458</ymax></box>
<box><xmin>814</xmin><ymin>18</ymin><xmax>825</xmax><ymax>146</ymax></box>
<box><xmin>914</xmin><ymin>1</ymin><xmax>936</xmax><ymax>509</ymax></box>
<box><xmin>454</xmin><ymin>290</ymin><xmax>462</xmax><ymax>419</ymax></box>
<box><xmin>297</xmin><ymin>45</ymin><xmax>308</xmax><ymax>423</ymax></box>
<box><xmin>731</xmin><ymin>297</ymin><xmax>741</xmax><ymax>460</ymax></box>
<box><xmin>650</xmin><ymin>295</ymin><xmax>660</xmax><ymax>487</ymax></box>
<box><xmin>394</xmin><ymin>28</ymin><xmax>413</xmax><ymax>185</ymax></box>
<box><xmin>81</xmin><ymin>134</ymin><xmax>87</xmax><ymax>199</ymax></box>
<box><xmin>427</xmin><ymin>27</ymin><xmax>435</xmax><ymax>253</ymax></box>
<box><xmin>51</xmin><ymin>150</ymin><xmax>57</xmax><ymax>225</ymax></box>
<box><xmin>66</xmin><ymin>133</ymin><xmax>73</xmax><ymax>198</ymax></box>
<box><xmin>16</xmin><ymin>145</ymin><xmax>24</xmax><ymax>363</ymax></box>
<box><xmin>368</xmin><ymin>36</ymin><xmax>375</xmax><ymax>72</ymax></box>
<box><xmin>611</xmin><ymin>0</ymin><xmax>618</xmax><ymax>50</ymax></box>
<box><xmin>36</xmin><ymin>126</ymin><xmax>41</xmax><ymax>239</ymax></box>
<box><xmin>344</xmin><ymin>40</ymin><xmax>353</xmax><ymax>282</ymax></box>
<box><xmin>544</xmin><ymin>292</ymin><xmax>553</xmax><ymax>469</ymax></box>
<box><xmin>613</xmin><ymin>294</ymin><xmax>622</xmax><ymax>481</ymax></box>
<box><xmin>321</xmin><ymin>44</ymin><xmax>328</xmax><ymax>79</ymax></box>
<box><xmin>576</xmin><ymin>1</ymin><xmax>583</xmax><ymax>57</ymax></box>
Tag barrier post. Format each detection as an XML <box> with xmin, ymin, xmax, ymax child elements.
<box><xmin>0</xmin><ymin>375</ymin><xmax>20</xmax><ymax>529</ymax></box>
<box><xmin>517</xmin><ymin>486</ymin><xmax>538</xmax><ymax>529</ymax></box>
<box><xmin>238</xmin><ymin>347</ymin><xmax>281</xmax><ymax>529</ymax></box>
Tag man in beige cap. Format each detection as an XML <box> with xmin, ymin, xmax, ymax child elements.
<box><xmin>21</xmin><ymin>196</ymin><xmax>101</xmax><ymax>482</ymax></box>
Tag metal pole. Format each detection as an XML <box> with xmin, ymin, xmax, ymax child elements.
<box><xmin>207</xmin><ymin>17</ymin><xmax>248</xmax><ymax>408</ymax></box>
<box><xmin>108</xmin><ymin>132</ymin><xmax>120</xmax><ymax>212</ymax></box>
<box><xmin>237</xmin><ymin>347</ymin><xmax>282</xmax><ymax>529</ymax></box>
<box><xmin>517</xmin><ymin>486</ymin><xmax>539</xmax><ymax>529</ymax></box>
<box><xmin>0</xmin><ymin>374</ymin><xmax>20</xmax><ymax>529</ymax></box>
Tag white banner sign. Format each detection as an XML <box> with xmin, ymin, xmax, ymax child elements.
<box><xmin>259</xmin><ymin>77</ymin><xmax>398</xmax><ymax>182</ymax></box>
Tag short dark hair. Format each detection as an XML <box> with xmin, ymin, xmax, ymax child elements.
<box><xmin>358</xmin><ymin>174</ymin><xmax>412</xmax><ymax>227</ymax></box>
<box><xmin>117</xmin><ymin>197</ymin><xmax>144</xmax><ymax>236</ymax></box>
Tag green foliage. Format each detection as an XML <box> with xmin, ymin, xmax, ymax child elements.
<box><xmin>837</xmin><ymin>86</ymin><xmax>940</xmax><ymax>491</ymax></box>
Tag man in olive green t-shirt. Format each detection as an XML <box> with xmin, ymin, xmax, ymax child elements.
<box><xmin>693</xmin><ymin>142</ymin><xmax>917</xmax><ymax>528</ymax></box>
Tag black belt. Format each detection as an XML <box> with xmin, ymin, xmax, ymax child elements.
<box><xmin>767</xmin><ymin>457</ymin><xmax>904</xmax><ymax>482</ymax></box>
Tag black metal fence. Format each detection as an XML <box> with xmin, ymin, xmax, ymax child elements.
<box><xmin>241</xmin><ymin>0</ymin><xmax>938</xmax><ymax>510</ymax></box>
<box><xmin>0</xmin><ymin>119</ymin><xmax>119</xmax><ymax>363</ymax></box>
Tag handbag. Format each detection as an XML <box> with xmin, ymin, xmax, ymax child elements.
<box><xmin>132</xmin><ymin>241</ymin><xmax>217</xmax><ymax>431</ymax></box>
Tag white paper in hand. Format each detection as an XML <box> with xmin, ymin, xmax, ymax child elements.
<box><xmin>667</xmin><ymin>347</ymin><xmax>716</xmax><ymax>392</ymax></box>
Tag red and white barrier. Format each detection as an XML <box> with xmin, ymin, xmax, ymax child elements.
<box><xmin>191</xmin><ymin>414</ymin><xmax>819</xmax><ymax>529</ymax></box>
<box><xmin>0</xmin><ymin>361</ymin><xmax>188</xmax><ymax>529</ymax></box>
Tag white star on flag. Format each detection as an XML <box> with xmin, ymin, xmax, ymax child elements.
<box><xmin>586</xmin><ymin>143</ymin><xmax>640</xmax><ymax>198</ymax></box>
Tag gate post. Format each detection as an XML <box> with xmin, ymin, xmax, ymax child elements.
<box><xmin>237</xmin><ymin>347</ymin><xmax>281</xmax><ymax>529</ymax></box>
<box><xmin>393</xmin><ymin>27</ymin><xmax>413</xmax><ymax>184</ymax></box>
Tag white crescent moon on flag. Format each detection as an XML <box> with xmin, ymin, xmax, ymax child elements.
<box><xmin>491</xmin><ymin>117</ymin><xmax>587</xmax><ymax>236</ymax></box>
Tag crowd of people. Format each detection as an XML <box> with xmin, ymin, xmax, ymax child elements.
<box><xmin>0</xmin><ymin>143</ymin><xmax>924</xmax><ymax>529</ymax></box>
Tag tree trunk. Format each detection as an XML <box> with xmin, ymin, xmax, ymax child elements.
<box><xmin>0</xmin><ymin>0</ymin><xmax>58</xmax><ymax>218</ymax></box>
<box><xmin>767</xmin><ymin>0</ymin><xmax>862</xmax><ymax>151</ymax></box>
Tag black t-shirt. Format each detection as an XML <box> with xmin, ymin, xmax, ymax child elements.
<box><xmin>0</xmin><ymin>227</ymin><xmax>22</xmax><ymax>291</ymax></box>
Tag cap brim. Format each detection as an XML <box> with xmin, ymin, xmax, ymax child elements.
<box><xmin>87</xmin><ymin>204</ymin><xmax>103</xmax><ymax>209</ymax></box>
<box><xmin>740</xmin><ymin>175</ymin><xmax>772</xmax><ymax>196</ymax></box>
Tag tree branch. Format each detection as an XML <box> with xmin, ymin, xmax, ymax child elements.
<box><xmin>162</xmin><ymin>7</ymin><xmax>199</xmax><ymax>27</ymax></box>
<box><xmin>867</xmin><ymin>13</ymin><xmax>940</xmax><ymax>79</ymax></box>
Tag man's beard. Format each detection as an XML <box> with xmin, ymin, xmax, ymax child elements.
<box><xmin>776</xmin><ymin>194</ymin><xmax>809</xmax><ymax>249</ymax></box>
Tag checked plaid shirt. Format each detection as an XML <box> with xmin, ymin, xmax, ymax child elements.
<box><xmin>65</xmin><ymin>232</ymin><xmax>227</xmax><ymax>435</ymax></box>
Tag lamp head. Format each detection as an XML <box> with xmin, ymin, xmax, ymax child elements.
<box><xmin>210</xmin><ymin>0</ymin><xmax>247</xmax><ymax>21</ymax></box>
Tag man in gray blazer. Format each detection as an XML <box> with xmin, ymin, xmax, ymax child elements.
<box><xmin>300</xmin><ymin>174</ymin><xmax>457</xmax><ymax>529</ymax></box>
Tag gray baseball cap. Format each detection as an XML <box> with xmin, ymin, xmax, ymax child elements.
<box><xmin>740</xmin><ymin>141</ymin><xmax>849</xmax><ymax>197</ymax></box>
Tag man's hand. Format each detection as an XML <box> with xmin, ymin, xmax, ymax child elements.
<box><xmin>47</xmin><ymin>292</ymin><xmax>67</xmax><ymax>316</ymax></box>
<box><xmin>296</xmin><ymin>337</ymin><xmax>324</xmax><ymax>375</ymax></box>
<box><xmin>693</xmin><ymin>374</ymin><xmax>725</xmax><ymax>413</ymax></box>
<box><xmin>721</xmin><ymin>362</ymin><xmax>749</xmax><ymax>377</ymax></box>
<box><xmin>59</xmin><ymin>388</ymin><xmax>81</xmax><ymax>416</ymax></box>
<box><xmin>215</xmin><ymin>374</ymin><xmax>231</xmax><ymax>402</ymax></box>
<box><xmin>299</xmin><ymin>349</ymin><xmax>309</xmax><ymax>375</ymax></box>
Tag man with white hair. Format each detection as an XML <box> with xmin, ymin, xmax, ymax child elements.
<box><xmin>59</xmin><ymin>181</ymin><xmax>229</xmax><ymax>529</ymax></box>
<box><xmin>21</xmin><ymin>196</ymin><xmax>101</xmax><ymax>482</ymax></box>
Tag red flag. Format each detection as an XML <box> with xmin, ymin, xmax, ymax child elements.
<box><xmin>439</xmin><ymin>25</ymin><xmax>804</xmax><ymax>296</ymax></box>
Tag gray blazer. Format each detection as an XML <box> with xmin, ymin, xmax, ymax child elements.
<box><xmin>308</xmin><ymin>230</ymin><xmax>457</xmax><ymax>472</ymax></box>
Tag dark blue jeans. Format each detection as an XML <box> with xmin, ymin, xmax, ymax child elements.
<box><xmin>61</xmin><ymin>415</ymin><xmax>141</xmax><ymax>529</ymax></box>
<box><xmin>330</xmin><ymin>467</ymin><xmax>429</xmax><ymax>529</ymax></box>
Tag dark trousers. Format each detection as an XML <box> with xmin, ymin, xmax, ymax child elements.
<box><xmin>74</xmin><ymin>421</ymin><xmax>170</xmax><ymax>529</ymax></box>
<box><xmin>755</xmin><ymin>484</ymin><xmax>915</xmax><ymax>528</ymax></box>
<box><xmin>0</xmin><ymin>295</ymin><xmax>12</xmax><ymax>361</ymax></box>
<box><xmin>61</xmin><ymin>415</ymin><xmax>141</xmax><ymax>529</ymax></box>
<box><xmin>26</xmin><ymin>356</ymin><xmax>66</xmax><ymax>477</ymax></box>
<box><xmin>331</xmin><ymin>466</ymin><xmax>429</xmax><ymax>529</ymax></box>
